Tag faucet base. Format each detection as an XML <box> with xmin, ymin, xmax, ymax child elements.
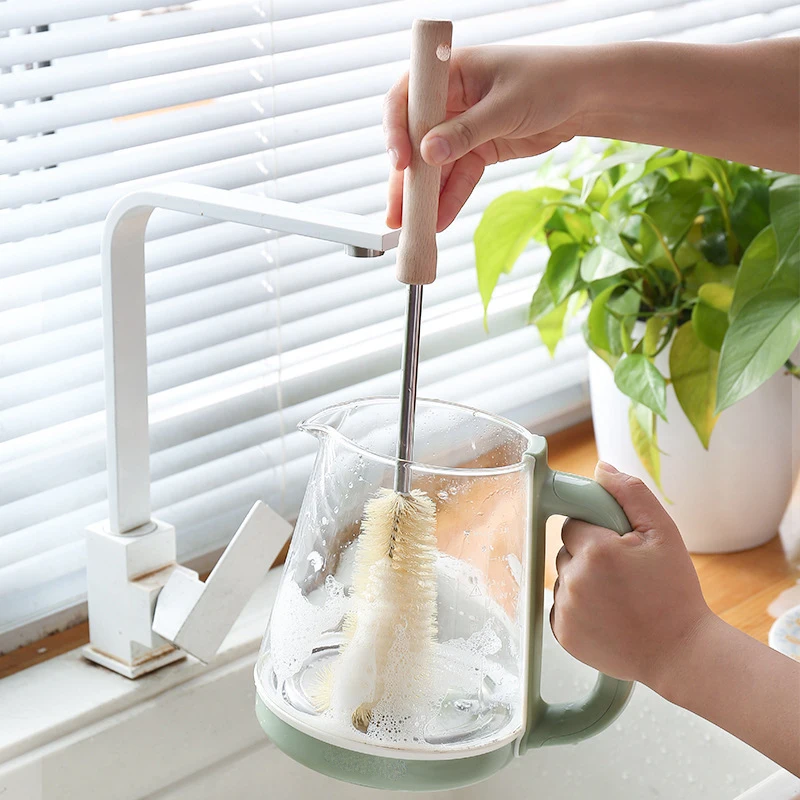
<box><xmin>85</xmin><ymin>516</ymin><xmax>194</xmax><ymax>678</ymax></box>
<box><xmin>82</xmin><ymin>643</ymin><xmax>186</xmax><ymax>679</ymax></box>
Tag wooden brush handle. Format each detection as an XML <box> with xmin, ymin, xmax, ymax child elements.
<box><xmin>395</xmin><ymin>19</ymin><xmax>453</xmax><ymax>286</ymax></box>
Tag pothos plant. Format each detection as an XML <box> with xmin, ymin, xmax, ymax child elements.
<box><xmin>475</xmin><ymin>142</ymin><xmax>800</xmax><ymax>491</ymax></box>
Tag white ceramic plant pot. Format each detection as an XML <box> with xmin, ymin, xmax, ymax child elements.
<box><xmin>588</xmin><ymin>342</ymin><xmax>800</xmax><ymax>553</ymax></box>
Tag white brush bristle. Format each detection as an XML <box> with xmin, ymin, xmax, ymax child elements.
<box><xmin>315</xmin><ymin>488</ymin><xmax>438</xmax><ymax>735</ymax></box>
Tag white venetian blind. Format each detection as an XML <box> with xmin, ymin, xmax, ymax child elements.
<box><xmin>2</xmin><ymin>0</ymin><xmax>799</xmax><ymax>651</ymax></box>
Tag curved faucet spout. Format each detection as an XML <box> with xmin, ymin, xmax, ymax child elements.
<box><xmin>101</xmin><ymin>183</ymin><xmax>399</xmax><ymax>534</ymax></box>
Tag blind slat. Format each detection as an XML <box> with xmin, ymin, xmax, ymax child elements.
<box><xmin>0</xmin><ymin>0</ymin><xmax>392</xmax><ymax>32</ymax></box>
<box><xmin>0</xmin><ymin>5</ymin><xmax>264</xmax><ymax>69</ymax></box>
<box><xmin>2</xmin><ymin>121</ymin><xmax>385</xmax><ymax>213</ymax></box>
<box><xmin>1</xmin><ymin>92</ymin><xmax>382</xmax><ymax>183</ymax></box>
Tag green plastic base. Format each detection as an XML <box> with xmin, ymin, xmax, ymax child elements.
<box><xmin>255</xmin><ymin>696</ymin><xmax>515</xmax><ymax>792</ymax></box>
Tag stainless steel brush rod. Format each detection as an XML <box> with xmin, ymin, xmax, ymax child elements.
<box><xmin>395</xmin><ymin>283</ymin><xmax>423</xmax><ymax>494</ymax></box>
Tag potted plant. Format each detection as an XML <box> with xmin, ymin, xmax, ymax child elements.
<box><xmin>475</xmin><ymin>142</ymin><xmax>799</xmax><ymax>553</ymax></box>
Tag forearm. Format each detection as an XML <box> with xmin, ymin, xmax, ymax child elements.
<box><xmin>576</xmin><ymin>39</ymin><xmax>800</xmax><ymax>173</ymax></box>
<box><xmin>651</xmin><ymin>613</ymin><xmax>800</xmax><ymax>775</ymax></box>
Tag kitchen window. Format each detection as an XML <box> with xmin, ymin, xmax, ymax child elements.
<box><xmin>2</xmin><ymin>0</ymin><xmax>799</xmax><ymax>656</ymax></box>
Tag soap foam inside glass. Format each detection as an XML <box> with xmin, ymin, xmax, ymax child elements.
<box><xmin>256</xmin><ymin>398</ymin><xmax>534</xmax><ymax>755</ymax></box>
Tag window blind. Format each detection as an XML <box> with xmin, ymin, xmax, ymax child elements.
<box><xmin>2</xmin><ymin>0</ymin><xmax>798</xmax><ymax>651</ymax></box>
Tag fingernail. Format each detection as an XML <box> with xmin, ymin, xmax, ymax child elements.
<box><xmin>426</xmin><ymin>136</ymin><xmax>451</xmax><ymax>165</ymax></box>
<box><xmin>596</xmin><ymin>461</ymin><xmax>619</xmax><ymax>476</ymax></box>
<box><xmin>387</xmin><ymin>148</ymin><xmax>399</xmax><ymax>169</ymax></box>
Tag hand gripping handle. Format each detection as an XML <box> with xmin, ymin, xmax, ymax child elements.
<box><xmin>521</xmin><ymin>437</ymin><xmax>634</xmax><ymax>752</ymax></box>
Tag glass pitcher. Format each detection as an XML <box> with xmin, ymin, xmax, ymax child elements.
<box><xmin>255</xmin><ymin>397</ymin><xmax>632</xmax><ymax>791</ymax></box>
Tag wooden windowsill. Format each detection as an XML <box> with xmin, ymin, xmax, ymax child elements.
<box><xmin>1</xmin><ymin>419</ymin><xmax>795</xmax><ymax>681</ymax></box>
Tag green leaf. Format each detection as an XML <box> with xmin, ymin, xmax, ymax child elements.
<box><xmin>563</xmin><ymin>211</ymin><xmax>594</xmax><ymax>242</ymax></box>
<box><xmin>691</xmin><ymin>282</ymin><xmax>733</xmax><ymax>351</ymax></box>
<box><xmin>643</xmin><ymin>316</ymin><xmax>667</xmax><ymax>357</ymax></box>
<box><xmin>605</xmin><ymin>150</ymin><xmax>687</xmax><ymax>207</ymax></box>
<box><xmin>699</xmin><ymin>230</ymin><xmax>731</xmax><ymax>266</ymax></box>
<box><xmin>614</xmin><ymin>354</ymin><xmax>668</xmax><ymax>420</ymax></box>
<box><xmin>528</xmin><ymin>277</ymin><xmax>555</xmax><ymax>324</ymax></box>
<box><xmin>730</xmin><ymin>180</ymin><xmax>770</xmax><ymax>251</ymax></box>
<box><xmin>690</xmin><ymin>155</ymin><xmax>733</xmax><ymax>201</ymax></box>
<box><xmin>640</xmin><ymin>180</ymin><xmax>704</xmax><ymax>263</ymax></box>
<box><xmin>769</xmin><ymin>175</ymin><xmax>800</xmax><ymax>296</ymax></box>
<box><xmin>685</xmin><ymin>259</ymin><xmax>738</xmax><ymax>299</ymax></box>
<box><xmin>731</xmin><ymin>225</ymin><xmax>778</xmax><ymax>318</ymax></box>
<box><xmin>576</xmin><ymin>144</ymin><xmax>660</xmax><ymax>203</ymax></box>
<box><xmin>544</xmin><ymin>243</ymin><xmax>581</xmax><ymax>305</ymax></box>
<box><xmin>535</xmin><ymin>290</ymin><xmax>587</xmax><ymax>357</ymax></box>
<box><xmin>536</xmin><ymin>299</ymin><xmax>569</xmax><ymax>357</ymax></box>
<box><xmin>474</xmin><ymin>187</ymin><xmax>564</xmax><ymax>318</ymax></box>
<box><xmin>545</xmin><ymin>207</ymin><xmax>570</xmax><ymax>233</ymax></box>
<box><xmin>586</xmin><ymin>285</ymin><xmax>640</xmax><ymax>358</ymax></box>
<box><xmin>670</xmin><ymin>321</ymin><xmax>720</xmax><ymax>449</ymax></box>
<box><xmin>580</xmin><ymin>212</ymin><xmax>640</xmax><ymax>281</ymax></box>
<box><xmin>674</xmin><ymin>239</ymin><xmax>703</xmax><ymax>271</ymax></box>
<box><xmin>546</xmin><ymin>230</ymin><xmax>574</xmax><ymax>252</ymax></box>
<box><xmin>716</xmin><ymin>289</ymin><xmax>800</xmax><ymax>412</ymax></box>
<box><xmin>628</xmin><ymin>401</ymin><xmax>665</xmax><ymax>493</ymax></box>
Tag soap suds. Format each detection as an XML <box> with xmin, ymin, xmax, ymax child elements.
<box><xmin>269</xmin><ymin>574</ymin><xmax>349</xmax><ymax>682</ymax></box>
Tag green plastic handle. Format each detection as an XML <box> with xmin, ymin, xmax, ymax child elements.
<box><xmin>520</xmin><ymin>435</ymin><xmax>634</xmax><ymax>753</ymax></box>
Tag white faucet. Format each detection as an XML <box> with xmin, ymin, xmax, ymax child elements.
<box><xmin>83</xmin><ymin>183</ymin><xmax>399</xmax><ymax>678</ymax></box>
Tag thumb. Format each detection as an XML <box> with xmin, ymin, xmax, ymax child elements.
<box><xmin>420</xmin><ymin>99</ymin><xmax>503</xmax><ymax>166</ymax></box>
<box><xmin>594</xmin><ymin>462</ymin><xmax>676</xmax><ymax>538</ymax></box>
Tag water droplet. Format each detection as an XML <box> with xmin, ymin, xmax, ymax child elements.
<box><xmin>644</xmin><ymin>756</ymin><xmax>653</xmax><ymax>765</ymax></box>
<box><xmin>614</xmin><ymin>723</ymin><xmax>623</xmax><ymax>733</ymax></box>
<box><xmin>321</xmin><ymin>516</ymin><xmax>329</xmax><ymax>525</ymax></box>
<box><xmin>348</xmin><ymin>482</ymin><xmax>353</xmax><ymax>489</ymax></box>
<box><xmin>437</xmin><ymin>490</ymin><xmax>449</xmax><ymax>500</ymax></box>
<box><xmin>703</xmin><ymin>733</ymin><xmax>711</xmax><ymax>743</ymax></box>
<box><xmin>621</xmin><ymin>771</ymin><xmax>629</xmax><ymax>781</ymax></box>
<box><xmin>333</xmin><ymin>506</ymin><xmax>339</xmax><ymax>513</ymax></box>
<box><xmin>687</xmin><ymin>774</ymin><xmax>695</xmax><ymax>784</ymax></box>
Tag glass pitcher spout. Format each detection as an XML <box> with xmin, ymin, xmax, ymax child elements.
<box><xmin>297</xmin><ymin>396</ymin><xmax>535</xmax><ymax>476</ymax></box>
<box><xmin>297</xmin><ymin>398</ymin><xmax>364</xmax><ymax>439</ymax></box>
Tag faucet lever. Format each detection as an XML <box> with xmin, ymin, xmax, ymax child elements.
<box><xmin>152</xmin><ymin>502</ymin><xmax>292</xmax><ymax>664</ymax></box>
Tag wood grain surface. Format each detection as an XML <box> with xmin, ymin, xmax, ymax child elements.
<box><xmin>394</xmin><ymin>19</ymin><xmax>452</xmax><ymax>285</ymax></box>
